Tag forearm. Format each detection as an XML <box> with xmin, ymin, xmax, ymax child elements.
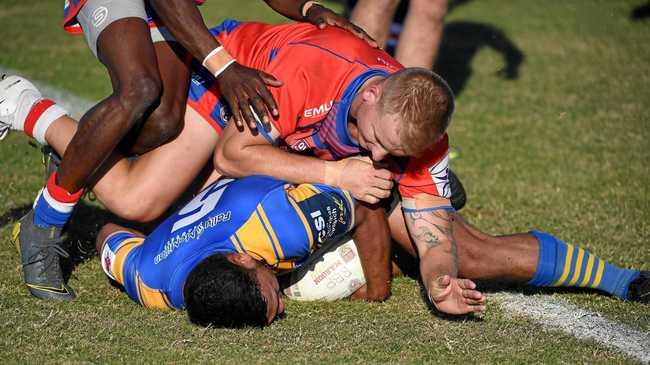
<box><xmin>148</xmin><ymin>0</ymin><xmax>220</xmax><ymax>61</ymax></box>
<box><xmin>403</xmin><ymin>208</ymin><xmax>459</xmax><ymax>287</ymax></box>
<box><xmin>264</xmin><ymin>0</ymin><xmax>308</xmax><ymax>21</ymax></box>
<box><xmin>350</xmin><ymin>203</ymin><xmax>391</xmax><ymax>301</ymax></box>
<box><xmin>216</xmin><ymin>142</ymin><xmax>328</xmax><ymax>185</ymax></box>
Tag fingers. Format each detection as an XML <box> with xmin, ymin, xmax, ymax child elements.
<box><xmin>217</xmin><ymin>64</ymin><xmax>281</xmax><ymax>131</ymax></box>
<box><xmin>458</xmin><ymin>278</ymin><xmax>477</xmax><ymax>290</ymax></box>
<box><xmin>259</xmin><ymin>70</ymin><xmax>283</xmax><ymax>88</ymax></box>
<box><xmin>224</xmin><ymin>94</ymin><xmax>244</xmax><ymax>129</ymax></box>
<box><xmin>373</xmin><ymin>168</ymin><xmax>393</xmax><ymax>183</ymax></box>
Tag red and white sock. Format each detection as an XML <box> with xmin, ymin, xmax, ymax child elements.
<box><xmin>32</xmin><ymin>171</ymin><xmax>84</xmax><ymax>228</ymax></box>
<box><xmin>21</xmin><ymin>99</ymin><xmax>68</xmax><ymax>145</ymax></box>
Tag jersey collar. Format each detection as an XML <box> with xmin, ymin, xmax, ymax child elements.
<box><xmin>336</xmin><ymin>68</ymin><xmax>392</xmax><ymax>149</ymax></box>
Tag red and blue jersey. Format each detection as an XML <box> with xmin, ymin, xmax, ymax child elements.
<box><xmin>188</xmin><ymin>20</ymin><xmax>453</xmax><ymax>209</ymax></box>
<box><xmin>100</xmin><ymin>176</ymin><xmax>355</xmax><ymax>310</ymax></box>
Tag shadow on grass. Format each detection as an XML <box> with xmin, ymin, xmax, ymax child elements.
<box><xmin>631</xmin><ymin>1</ymin><xmax>650</xmax><ymax>20</ymax></box>
<box><xmin>1</xmin><ymin>202</ymin><xmax>149</xmax><ymax>284</ymax></box>
<box><xmin>435</xmin><ymin>21</ymin><xmax>525</xmax><ymax>95</ymax></box>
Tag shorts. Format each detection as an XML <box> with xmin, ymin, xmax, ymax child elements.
<box><xmin>77</xmin><ymin>0</ymin><xmax>175</xmax><ymax>57</ymax></box>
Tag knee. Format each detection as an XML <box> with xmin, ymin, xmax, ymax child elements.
<box><xmin>145</xmin><ymin>106</ymin><xmax>185</xmax><ymax>145</ymax></box>
<box><xmin>115</xmin><ymin>75</ymin><xmax>162</xmax><ymax>119</ymax></box>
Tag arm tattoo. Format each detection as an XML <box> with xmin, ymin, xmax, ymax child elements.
<box><xmin>406</xmin><ymin>210</ymin><xmax>458</xmax><ymax>265</ymax></box>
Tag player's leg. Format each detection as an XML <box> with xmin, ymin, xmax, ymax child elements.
<box><xmin>8</xmin><ymin>0</ymin><xmax>162</xmax><ymax>300</ymax></box>
<box><xmin>121</xmin><ymin>33</ymin><xmax>191</xmax><ymax>155</ymax></box>
<box><xmin>395</xmin><ymin>0</ymin><xmax>447</xmax><ymax>68</ymax></box>
<box><xmin>349</xmin><ymin>0</ymin><xmax>400</xmax><ymax>48</ymax></box>
<box><xmin>388</xmin><ymin>205</ymin><xmax>648</xmax><ymax>302</ymax></box>
<box><xmin>41</xmin><ymin>105</ymin><xmax>218</xmax><ymax>222</ymax></box>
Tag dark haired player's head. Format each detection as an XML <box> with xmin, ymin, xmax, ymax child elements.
<box><xmin>184</xmin><ymin>254</ymin><xmax>269</xmax><ymax>328</ymax></box>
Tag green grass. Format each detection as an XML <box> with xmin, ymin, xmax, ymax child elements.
<box><xmin>1</xmin><ymin>0</ymin><xmax>649</xmax><ymax>363</ymax></box>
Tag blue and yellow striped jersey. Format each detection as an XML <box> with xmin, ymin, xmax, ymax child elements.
<box><xmin>100</xmin><ymin>176</ymin><xmax>355</xmax><ymax>310</ymax></box>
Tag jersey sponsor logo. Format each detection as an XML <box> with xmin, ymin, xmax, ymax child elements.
<box><xmin>291</xmin><ymin>139</ymin><xmax>310</xmax><ymax>151</ymax></box>
<box><xmin>92</xmin><ymin>6</ymin><xmax>108</xmax><ymax>28</ymax></box>
<box><xmin>219</xmin><ymin>104</ymin><xmax>232</xmax><ymax>122</ymax></box>
<box><xmin>310</xmin><ymin>210</ymin><xmax>327</xmax><ymax>244</ymax></box>
<box><xmin>101</xmin><ymin>244</ymin><xmax>116</xmax><ymax>280</ymax></box>
<box><xmin>303</xmin><ymin>100</ymin><xmax>333</xmax><ymax>118</ymax></box>
<box><xmin>428</xmin><ymin>153</ymin><xmax>451</xmax><ymax>198</ymax></box>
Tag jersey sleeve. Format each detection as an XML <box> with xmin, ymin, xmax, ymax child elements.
<box><xmin>394</xmin><ymin>134</ymin><xmax>454</xmax><ymax>212</ymax></box>
<box><xmin>100</xmin><ymin>231</ymin><xmax>175</xmax><ymax>310</ymax></box>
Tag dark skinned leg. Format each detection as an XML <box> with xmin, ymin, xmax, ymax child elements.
<box><xmin>387</xmin><ymin>206</ymin><xmax>538</xmax><ymax>281</ymax></box>
<box><xmin>57</xmin><ymin>18</ymin><xmax>162</xmax><ymax>192</ymax></box>
<box><xmin>123</xmin><ymin>40</ymin><xmax>190</xmax><ymax>155</ymax></box>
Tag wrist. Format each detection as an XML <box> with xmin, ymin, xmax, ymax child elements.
<box><xmin>301</xmin><ymin>0</ymin><xmax>322</xmax><ymax>19</ymax></box>
<box><xmin>202</xmin><ymin>46</ymin><xmax>236</xmax><ymax>77</ymax></box>
<box><xmin>323</xmin><ymin>160</ymin><xmax>345</xmax><ymax>186</ymax></box>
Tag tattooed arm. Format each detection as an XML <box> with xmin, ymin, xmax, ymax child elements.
<box><xmin>403</xmin><ymin>197</ymin><xmax>486</xmax><ymax>314</ymax></box>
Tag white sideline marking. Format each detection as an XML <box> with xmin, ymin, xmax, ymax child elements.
<box><xmin>4</xmin><ymin>66</ymin><xmax>648</xmax><ymax>364</ymax></box>
<box><xmin>0</xmin><ymin>67</ymin><xmax>94</xmax><ymax>119</ymax></box>
<box><xmin>495</xmin><ymin>293</ymin><xmax>650</xmax><ymax>364</ymax></box>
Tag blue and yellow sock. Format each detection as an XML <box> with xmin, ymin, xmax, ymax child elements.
<box><xmin>528</xmin><ymin>231</ymin><xmax>640</xmax><ymax>300</ymax></box>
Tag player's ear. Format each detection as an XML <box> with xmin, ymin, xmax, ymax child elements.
<box><xmin>362</xmin><ymin>82</ymin><xmax>384</xmax><ymax>105</ymax></box>
<box><xmin>226</xmin><ymin>253</ymin><xmax>257</xmax><ymax>269</ymax></box>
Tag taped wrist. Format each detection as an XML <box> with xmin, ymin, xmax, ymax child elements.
<box><xmin>323</xmin><ymin>160</ymin><xmax>346</xmax><ymax>187</ymax></box>
<box><xmin>202</xmin><ymin>46</ymin><xmax>236</xmax><ymax>77</ymax></box>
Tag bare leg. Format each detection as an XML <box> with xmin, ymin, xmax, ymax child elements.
<box><xmin>126</xmin><ymin>40</ymin><xmax>190</xmax><ymax>154</ymax></box>
<box><xmin>57</xmin><ymin>18</ymin><xmax>163</xmax><ymax>193</ymax></box>
<box><xmin>349</xmin><ymin>0</ymin><xmax>400</xmax><ymax>48</ymax></box>
<box><xmin>44</xmin><ymin>106</ymin><xmax>218</xmax><ymax>222</ymax></box>
<box><xmin>395</xmin><ymin>0</ymin><xmax>448</xmax><ymax>68</ymax></box>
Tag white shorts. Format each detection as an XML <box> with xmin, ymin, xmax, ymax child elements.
<box><xmin>77</xmin><ymin>0</ymin><xmax>175</xmax><ymax>57</ymax></box>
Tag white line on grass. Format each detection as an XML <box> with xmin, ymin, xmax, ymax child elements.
<box><xmin>495</xmin><ymin>293</ymin><xmax>650</xmax><ymax>364</ymax></box>
<box><xmin>4</xmin><ymin>67</ymin><xmax>648</xmax><ymax>364</ymax></box>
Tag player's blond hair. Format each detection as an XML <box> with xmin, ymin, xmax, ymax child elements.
<box><xmin>380</xmin><ymin>68</ymin><xmax>455</xmax><ymax>156</ymax></box>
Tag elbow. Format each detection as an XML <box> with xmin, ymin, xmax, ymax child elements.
<box><xmin>366</xmin><ymin>290</ymin><xmax>390</xmax><ymax>302</ymax></box>
<box><xmin>364</xmin><ymin>282</ymin><xmax>391</xmax><ymax>302</ymax></box>
<box><xmin>213</xmin><ymin>142</ymin><xmax>251</xmax><ymax>178</ymax></box>
<box><xmin>212</xmin><ymin>147</ymin><xmax>238</xmax><ymax>177</ymax></box>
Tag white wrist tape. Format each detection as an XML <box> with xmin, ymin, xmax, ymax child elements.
<box><xmin>213</xmin><ymin>59</ymin><xmax>237</xmax><ymax>78</ymax></box>
<box><xmin>201</xmin><ymin>46</ymin><xmax>224</xmax><ymax>68</ymax></box>
<box><xmin>283</xmin><ymin>236</ymin><xmax>366</xmax><ymax>301</ymax></box>
<box><xmin>301</xmin><ymin>1</ymin><xmax>322</xmax><ymax>17</ymax></box>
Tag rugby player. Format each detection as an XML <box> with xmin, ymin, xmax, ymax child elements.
<box><xmin>94</xmin><ymin>175</ymin><xmax>398</xmax><ymax>327</ymax></box>
<box><xmin>1</xmin><ymin>0</ymin><xmax>375</xmax><ymax>300</ymax></box>
<box><xmin>3</xmin><ymin>20</ymin><xmax>648</xmax><ymax>311</ymax></box>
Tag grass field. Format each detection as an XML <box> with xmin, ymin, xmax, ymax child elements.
<box><xmin>1</xmin><ymin>0</ymin><xmax>649</xmax><ymax>363</ymax></box>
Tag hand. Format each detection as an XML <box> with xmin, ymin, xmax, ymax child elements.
<box><xmin>305</xmin><ymin>4</ymin><xmax>378</xmax><ymax>48</ymax></box>
<box><xmin>326</xmin><ymin>158</ymin><xmax>393</xmax><ymax>204</ymax></box>
<box><xmin>216</xmin><ymin>62</ymin><xmax>283</xmax><ymax>132</ymax></box>
<box><xmin>428</xmin><ymin>275</ymin><xmax>486</xmax><ymax>315</ymax></box>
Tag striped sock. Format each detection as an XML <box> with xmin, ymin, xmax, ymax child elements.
<box><xmin>23</xmin><ymin>98</ymin><xmax>67</xmax><ymax>145</ymax></box>
<box><xmin>32</xmin><ymin>171</ymin><xmax>84</xmax><ymax>228</ymax></box>
<box><xmin>528</xmin><ymin>231</ymin><xmax>640</xmax><ymax>300</ymax></box>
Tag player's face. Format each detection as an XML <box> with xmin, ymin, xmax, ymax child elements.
<box><xmin>251</xmin><ymin>263</ymin><xmax>285</xmax><ymax>324</ymax></box>
<box><xmin>356</xmin><ymin>106</ymin><xmax>408</xmax><ymax>162</ymax></box>
<box><xmin>228</xmin><ymin>253</ymin><xmax>285</xmax><ymax>324</ymax></box>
